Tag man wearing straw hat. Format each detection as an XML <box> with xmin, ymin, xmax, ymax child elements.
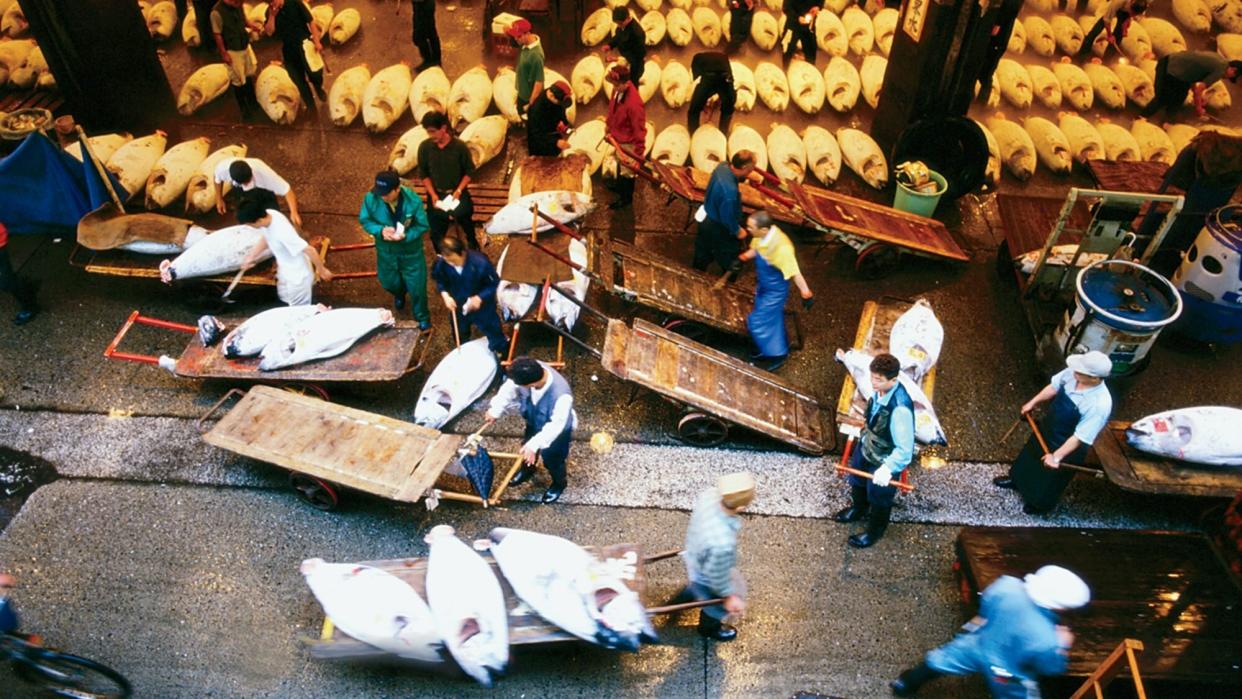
<box><xmin>667</xmin><ymin>472</ymin><xmax>756</xmax><ymax>642</ymax></box>
<box><xmin>431</xmin><ymin>236</ymin><xmax>506</xmax><ymax>354</ymax></box>
<box><xmin>891</xmin><ymin>565</ymin><xmax>1091</xmax><ymax>697</ymax></box>
<box><xmin>993</xmin><ymin>351</ymin><xmax>1113</xmax><ymax>514</ymax></box>
<box><xmin>359</xmin><ymin>170</ymin><xmax>432</xmax><ymax>330</ymax></box>
<box><xmin>483</xmin><ymin>356</ymin><xmax>577</xmax><ymax>504</ymax></box>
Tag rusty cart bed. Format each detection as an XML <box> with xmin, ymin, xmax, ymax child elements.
<box><xmin>1088</xmin><ymin>422</ymin><xmax>1242</xmax><ymax>498</ymax></box>
<box><xmin>201</xmin><ymin>386</ymin><xmax>525</xmax><ymax>511</ymax></box>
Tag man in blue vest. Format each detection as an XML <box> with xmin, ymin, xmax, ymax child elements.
<box><xmin>431</xmin><ymin>236</ymin><xmax>507</xmax><ymax>353</ymax></box>
<box><xmin>483</xmin><ymin>356</ymin><xmax>577</xmax><ymax>503</ymax></box>
<box><xmin>0</xmin><ymin>572</ymin><xmax>19</xmax><ymax>634</ymax></box>
<box><xmin>833</xmin><ymin>353</ymin><xmax>914</xmax><ymax>548</ymax></box>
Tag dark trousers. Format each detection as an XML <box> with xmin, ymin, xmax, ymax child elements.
<box><xmin>0</xmin><ymin>246</ymin><xmax>38</xmax><ymax>314</ymax></box>
<box><xmin>670</xmin><ymin>581</ymin><xmax>728</xmax><ymax>631</ymax></box>
<box><xmin>614</xmin><ymin>175</ymin><xmax>635</xmax><ymax>204</ymax></box>
<box><xmin>693</xmin><ymin>219</ymin><xmax>741</xmax><ymax>274</ymax></box>
<box><xmin>1144</xmin><ymin>57</ymin><xmax>1191</xmax><ymax>118</ymax></box>
<box><xmin>427</xmin><ymin>191</ymin><xmax>477</xmax><ymax>254</ymax></box>
<box><xmin>845</xmin><ymin>446</ymin><xmax>899</xmax><ymax>509</ymax></box>
<box><xmin>783</xmin><ymin>23</ymin><xmax>816</xmax><ymax>65</ymax></box>
<box><xmin>524</xmin><ymin>423</ymin><xmax>571</xmax><ymax>489</ymax></box>
<box><xmin>727</xmin><ymin>8</ymin><xmax>752</xmax><ymax>53</ymax></box>
<box><xmin>454</xmin><ymin>307</ymin><xmax>508</xmax><ymax>353</ymax></box>
<box><xmin>192</xmin><ymin>0</ymin><xmax>215</xmax><ymax>49</ymax></box>
<box><xmin>687</xmin><ymin>74</ymin><xmax>735</xmax><ymax>133</ymax></box>
<box><xmin>412</xmin><ymin>0</ymin><xmax>442</xmax><ymax>66</ymax></box>
<box><xmin>233</xmin><ymin>79</ymin><xmax>259</xmax><ymax>119</ymax></box>
<box><xmin>624</xmin><ymin>53</ymin><xmax>645</xmax><ymax>88</ymax></box>
<box><xmin>280</xmin><ymin>42</ymin><xmax>324</xmax><ymax>105</ymax></box>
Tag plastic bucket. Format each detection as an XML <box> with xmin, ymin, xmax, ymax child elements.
<box><xmin>893</xmin><ymin>170</ymin><xmax>947</xmax><ymax>217</ymax></box>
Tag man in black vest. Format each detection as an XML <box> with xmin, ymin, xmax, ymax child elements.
<box><xmin>833</xmin><ymin>353</ymin><xmax>914</xmax><ymax>548</ymax></box>
<box><xmin>483</xmin><ymin>356</ymin><xmax>577</xmax><ymax>503</ymax></box>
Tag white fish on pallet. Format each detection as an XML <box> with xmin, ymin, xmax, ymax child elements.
<box><xmin>328</xmin><ymin>7</ymin><xmax>360</xmax><ymax>45</ymax></box>
<box><xmin>802</xmin><ymin>125</ymin><xmax>841</xmax><ymax>186</ymax></box>
<box><xmin>972</xmin><ymin>119</ymin><xmax>1002</xmax><ymax>187</ymax></box>
<box><xmin>460</xmin><ymin>116</ymin><xmax>509</xmax><ymax>170</ymax></box>
<box><xmin>659</xmin><ymin>59</ymin><xmax>692</xmax><ymax>108</ymax></box>
<box><xmin>389</xmin><ymin>126</ymin><xmax>429</xmax><ymax>176</ymax></box>
<box><xmin>300</xmin><ymin>558</ymin><xmax>442</xmax><ymax>662</ymax></box>
<box><xmin>409</xmin><ymin>66</ymin><xmax>450</xmax><ymax>124</ymax></box>
<box><xmin>824</xmin><ymin>55</ymin><xmax>861</xmax><ymax>112</ymax></box>
<box><xmin>1130</xmin><ymin>119</ymin><xmax>1177</xmax><ymax>165</ymax></box>
<box><xmin>1053</xmin><ymin>60</ymin><xmax>1094</xmax><ymax>111</ymax></box>
<box><xmin>837</xmin><ymin>127</ymin><xmax>887</xmax><ymax>189</ymax></box>
<box><xmin>488</xmin><ymin>528</ymin><xmax>657</xmax><ymax>651</ymax></box>
<box><xmin>65</xmin><ymin>133</ymin><xmax>133</xmax><ymax>164</ymax></box>
<box><xmin>766</xmin><ymin>124</ymin><xmax>805</xmax><ymax>183</ymax></box>
<box><xmin>1024</xmin><ymin>116</ymin><xmax>1073</xmax><ymax>174</ymax></box>
<box><xmin>424</xmin><ymin>526</ymin><xmax>509</xmax><ymax>687</ymax></box>
<box><xmin>118</xmin><ymin>225</ymin><xmax>208</xmax><ymax>257</ymax></box>
<box><xmin>1126</xmin><ymin>407</ymin><xmax>1242</xmax><ymax>467</ymax></box>
<box><xmin>667</xmin><ymin>8</ymin><xmax>694</xmax><ymax>46</ymax></box>
<box><xmin>814</xmin><ymin>10</ymin><xmax>848</xmax><ymax>57</ymax></box>
<box><xmin>1058</xmin><ymin>113</ymin><xmax>1106</xmax><ymax>163</ymax></box>
<box><xmin>185</xmin><ymin>145</ymin><xmax>247</xmax><ymax>213</ymax></box>
<box><xmin>213</xmin><ymin>305</ymin><xmax>326</xmax><ymax>357</ymax></box>
<box><xmin>363</xmin><ymin>63</ymin><xmax>412</xmax><ymax>133</ymax></box>
<box><xmin>1049</xmin><ymin>14</ymin><xmax>1083</xmax><ymax>55</ymax></box>
<box><xmin>750</xmin><ymin>10</ymin><xmax>780</xmax><ymax>50</ymax></box>
<box><xmin>158</xmin><ymin>224</ymin><xmax>270</xmax><ymax>282</ymax></box>
<box><xmin>485</xmin><ymin>190</ymin><xmax>594</xmax><ymax>236</ymax></box>
<box><xmin>787</xmin><ymin>59</ymin><xmax>826</xmax><ymax>114</ymax></box>
<box><xmin>1172</xmin><ymin>0</ymin><xmax>1213</xmax><ymax>33</ymax></box>
<box><xmin>260</xmin><ymin>308</ymin><xmax>395</xmax><ymax>371</ymax></box>
<box><xmin>986</xmin><ymin>115</ymin><xmax>1037</xmax><ymax>181</ymax></box>
<box><xmin>1083</xmin><ymin>61</ymin><xmax>1126</xmax><ymax>110</ymax></box>
<box><xmin>146</xmin><ymin>137</ymin><xmax>211</xmax><ymax>209</ymax></box>
<box><xmin>651</xmin><ymin>123</ymin><xmax>691</xmax><ymax>165</ymax></box>
<box><xmin>1138</xmin><ymin>16</ymin><xmax>1187</xmax><ymax>57</ymax></box>
<box><xmin>256</xmin><ymin>63</ymin><xmax>303</xmax><ymax>125</ymax></box>
<box><xmin>836</xmin><ymin>348</ymin><xmax>948</xmax><ymax>446</ymax></box>
<box><xmin>414</xmin><ymin>339</ymin><xmax>498</xmax><ymax>428</ymax></box>
<box><xmin>727</xmin><ymin>124</ymin><xmax>767</xmax><ymax>171</ymax></box>
<box><xmin>873</xmin><ymin>8</ymin><xmax>898</xmax><ymax>56</ymax></box>
<box><xmin>178</xmin><ymin>64</ymin><xmax>231</xmax><ymax>116</ymax></box>
<box><xmin>328</xmin><ymin>64</ymin><xmax>370</xmax><ymax>127</ymax></box>
<box><xmin>544</xmin><ymin>238</ymin><xmax>591</xmax><ymax>330</ymax></box>
<box><xmin>691</xmin><ymin>7</ymin><xmax>722</xmax><ymax>46</ymax></box>
<box><xmin>860</xmin><ymin>55</ymin><xmax>886</xmax><ymax>109</ymax></box>
<box><xmin>108</xmin><ymin>132</ymin><xmax>167</xmax><ymax>200</ymax></box>
<box><xmin>1113</xmin><ymin>62</ymin><xmax>1154</xmax><ymax>108</ymax></box>
<box><xmin>690</xmin><ymin>124</ymin><xmax>727</xmax><ymax>171</ymax></box>
<box><xmin>581</xmin><ymin>7</ymin><xmax>614</xmax><ymax>46</ymax></box>
<box><xmin>492</xmin><ymin>66</ymin><xmax>521</xmax><ymax>124</ymax></box>
<box><xmin>731</xmin><ymin>61</ymin><xmax>756</xmax><ymax>111</ymax></box>
<box><xmin>996</xmin><ymin>59</ymin><xmax>1033</xmax><ymax>109</ymax></box>
<box><xmin>754</xmin><ymin>61</ymin><xmax>789</xmax><ymax>112</ymax></box>
<box><xmin>1096</xmin><ymin>121</ymin><xmax>1141</xmax><ymax>161</ymax></box>
<box><xmin>145</xmin><ymin>1</ymin><xmax>178</xmax><ymax>41</ymax></box>
<box><xmin>1027</xmin><ymin>64</ymin><xmax>1062</xmax><ymax>109</ymax></box>
<box><xmin>572</xmin><ymin>55</ymin><xmax>607</xmax><ymax>106</ymax></box>
<box><xmin>448</xmin><ymin>66</ymin><xmax>492</xmax><ymax>131</ymax></box>
<box><xmin>1024</xmin><ymin>16</ymin><xmax>1056</xmax><ymax>56</ymax></box>
<box><xmin>640</xmin><ymin>9</ymin><xmax>666</xmax><ymax>44</ymax></box>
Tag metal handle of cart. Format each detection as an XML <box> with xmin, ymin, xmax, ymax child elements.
<box><xmin>103</xmin><ymin>310</ymin><xmax>196</xmax><ymax>365</ymax></box>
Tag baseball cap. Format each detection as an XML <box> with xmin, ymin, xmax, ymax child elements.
<box><xmin>1065</xmin><ymin>350</ymin><xmax>1112</xmax><ymax>378</ymax></box>
<box><xmin>373</xmin><ymin>171</ymin><xmax>400</xmax><ymax>196</ymax></box>
<box><xmin>506</xmin><ymin>17</ymin><xmax>532</xmax><ymax>38</ymax></box>
<box><xmin>549</xmin><ymin>81</ymin><xmax>572</xmax><ymax>104</ymax></box>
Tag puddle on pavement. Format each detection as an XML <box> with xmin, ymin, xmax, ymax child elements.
<box><xmin>0</xmin><ymin>446</ymin><xmax>58</xmax><ymax>532</ymax></box>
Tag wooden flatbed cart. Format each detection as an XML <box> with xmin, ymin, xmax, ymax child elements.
<box><xmin>1088</xmin><ymin>421</ymin><xmax>1242</xmax><ymax>498</ymax></box>
<box><xmin>955</xmin><ymin>526</ymin><xmax>1242</xmax><ymax>691</ymax></box>
<box><xmin>103</xmin><ymin>310</ymin><xmax>433</xmax><ymax>398</ymax></box>
<box><xmin>200</xmin><ymin>385</ymin><xmax>525</xmax><ymax>511</ymax></box>
<box><xmin>303</xmin><ymin>546</ymin><xmax>709</xmax><ymax>658</ymax></box>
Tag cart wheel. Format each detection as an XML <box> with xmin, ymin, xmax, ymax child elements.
<box><xmin>289</xmin><ymin>473</ymin><xmax>340</xmax><ymax>511</ymax></box>
<box><xmin>677</xmin><ymin>412</ymin><xmax>729</xmax><ymax>447</ymax></box>
<box><xmin>662</xmin><ymin>318</ymin><xmax>709</xmax><ymax>343</ymax></box>
<box><xmin>854</xmin><ymin>244</ymin><xmax>901</xmax><ymax>279</ymax></box>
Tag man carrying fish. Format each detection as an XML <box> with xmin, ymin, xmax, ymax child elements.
<box><xmin>668</xmin><ymin>472</ymin><xmax>755</xmax><ymax>642</ymax></box>
<box><xmin>994</xmin><ymin>351</ymin><xmax>1113</xmax><ymax>515</ymax></box>
<box><xmin>604</xmin><ymin>7</ymin><xmax>646</xmax><ymax>88</ymax></box>
<box><xmin>210</xmin><ymin>0</ymin><xmax>263</xmax><ymax>121</ymax></box>
<box><xmin>781</xmin><ymin>0</ymin><xmax>819</xmax><ymax>67</ymax></box>
<box><xmin>1143</xmin><ymin>51</ymin><xmax>1242</xmax><ymax>121</ymax></box>
<box><xmin>605</xmin><ymin>65</ymin><xmax>647</xmax><ymax>210</ymax></box>
<box><xmin>726</xmin><ymin>0</ymin><xmax>755</xmax><ymax>54</ymax></box>
<box><xmin>735</xmin><ymin>211</ymin><xmax>813</xmax><ymax>372</ymax></box>
<box><xmin>432</xmin><ymin>236</ymin><xmax>506</xmax><ymax>352</ymax></box>
<box><xmin>833</xmin><ymin>353</ymin><xmax>913</xmax><ymax>549</ymax></box>
<box><xmin>891</xmin><ymin>565</ymin><xmax>1090</xmax><ymax>697</ymax></box>
<box><xmin>410</xmin><ymin>0</ymin><xmax>441</xmax><ymax>71</ymax></box>
<box><xmin>507</xmin><ymin>18</ymin><xmax>543</xmax><ymax>119</ymax></box>
<box><xmin>687</xmin><ymin>51</ymin><xmax>736</xmax><ymax>133</ymax></box>
<box><xmin>482</xmin><ymin>356</ymin><xmax>576</xmax><ymax>504</ymax></box>
<box><xmin>359</xmin><ymin>170</ymin><xmax>432</xmax><ymax>330</ymax></box>
<box><xmin>264</xmin><ymin>0</ymin><xmax>327</xmax><ymax>110</ymax></box>
<box><xmin>525</xmin><ymin>82</ymin><xmax>573</xmax><ymax>157</ymax></box>
<box><xmin>235</xmin><ymin>193</ymin><xmax>334</xmax><ymax>306</ymax></box>
<box><xmin>213</xmin><ymin>156</ymin><xmax>303</xmax><ymax>227</ymax></box>
<box><xmin>418</xmin><ymin>111</ymin><xmax>479</xmax><ymax>254</ymax></box>
<box><xmin>693</xmin><ymin>151</ymin><xmax>755</xmax><ymax>277</ymax></box>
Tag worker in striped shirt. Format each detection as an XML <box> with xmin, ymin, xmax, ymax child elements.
<box><xmin>667</xmin><ymin>472</ymin><xmax>755</xmax><ymax>641</ymax></box>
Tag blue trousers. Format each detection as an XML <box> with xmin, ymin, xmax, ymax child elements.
<box><xmin>454</xmin><ymin>307</ymin><xmax>507</xmax><ymax>353</ymax></box>
<box><xmin>845</xmin><ymin>445</ymin><xmax>899</xmax><ymax>509</ymax></box>
<box><xmin>524</xmin><ymin>423</ymin><xmax>571</xmax><ymax>489</ymax></box>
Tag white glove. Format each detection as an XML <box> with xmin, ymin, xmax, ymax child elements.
<box><xmin>872</xmin><ymin>466</ymin><xmax>893</xmax><ymax>487</ymax></box>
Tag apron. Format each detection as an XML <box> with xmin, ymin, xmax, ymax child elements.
<box><xmin>1012</xmin><ymin>388</ymin><xmax>1088</xmax><ymax>512</ymax></box>
<box><xmin>275</xmin><ymin>257</ymin><xmax>314</xmax><ymax>306</ymax></box>
<box><xmin>746</xmin><ymin>253</ymin><xmax>789</xmax><ymax>358</ymax></box>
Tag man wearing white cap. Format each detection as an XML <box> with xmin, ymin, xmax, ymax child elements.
<box><xmin>891</xmin><ymin>565</ymin><xmax>1091</xmax><ymax>697</ymax></box>
<box><xmin>667</xmin><ymin>472</ymin><xmax>755</xmax><ymax>641</ymax></box>
<box><xmin>994</xmin><ymin>351</ymin><xmax>1113</xmax><ymax>514</ymax></box>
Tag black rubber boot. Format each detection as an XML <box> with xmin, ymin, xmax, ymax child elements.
<box><xmin>848</xmin><ymin>506</ymin><xmax>891</xmax><ymax>548</ymax></box>
<box><xmin>891</xmin><ymin>662</ymin><xmax>942</xmax><ymax>696</ymax></box>
<box><xmin>833</xmin><ymin>486</ymin><xmax>870</xmax><ymax>523</ymax></box>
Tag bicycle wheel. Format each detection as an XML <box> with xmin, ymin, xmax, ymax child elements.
<box><xmin>23</xmin><ymin>649</ymin><xmax>132</xmax><ymax>699</ymax></box>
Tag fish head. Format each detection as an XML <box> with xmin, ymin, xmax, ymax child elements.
<box><xmin>591</xmin><ymin>585</ymin><xmax>651</xmax><ymax>651</ymax></box>
<box><xmin>413</xmin><ymin>393</ymin><xmax>450</xmax><ymax>429</ymax></box>
<box><xmin>1125</xmin><ymin>415</ymin><xmax>1192</xmax><ymax>454</ymax></box>
<box><xmin>197</xmin><ymin>315</ymin><xmax>224</xmax><ymax>346</ymax></box>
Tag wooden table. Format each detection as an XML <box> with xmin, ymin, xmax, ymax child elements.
<box><xmin>1090</xmin><ymin>421</ymin><xmax>1242</xmax><ymax>498</ymax></box>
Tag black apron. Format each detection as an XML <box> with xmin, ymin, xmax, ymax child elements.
<box><xmin>1012</xmin><ymin>388</ymin><xmax>1088</xmax><ymax>512</ymax></box>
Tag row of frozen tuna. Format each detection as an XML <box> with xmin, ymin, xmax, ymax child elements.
<box><xmin>144</xmin><ymin>0</ymin><xmax>361</xmax><ymax>47</ymax></box>
<box><xmin>976</xmin><ymin>113</ymin><xmax>1207</xmax><ymax>184</ymax></box>
<box><xmin>0</xmin><ymin>37</ymin><xmax>53</xmax><ymax>89</ymax></box>
<box><xmin>178</xmin><ymin>62</ymin><xmax>310</xmax><ymax>124</ymax></box>
<box><xmin>193</xmin><ymin>305</ymin><xmax>394</xmax><ymax>371</ymax></box>
<box><xmin>0</xmin><ymin>0</ymin><xmax>27</xmax><ymax>38</ymax></box>
<box><xmin>302</xmin><ymin>527</ymin><xmax>657</xmax><ymax>687</ymax></box>
<box><xmin>570</xmin><ymin>53</ymin><xmax>888</xmax><ymax>114</ymax></box>
<box><xmin>987</xmin><ymin>56</ymin><xmax>1231</xmax><ymax>113</ymax></box>
<box><xmin>1012</xmin><ymin>0</ymin><xmax>1242</xmax><ymax>52</ymax></box>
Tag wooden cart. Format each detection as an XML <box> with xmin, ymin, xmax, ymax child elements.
<box><xmin>103</xmin><ymin>310</ymin><xmax>433</xmax><ymax>398</ymax></box>
<box><xmin>200</xmin><ymin>386</ymin><xmax>525</xmax><ymax>511</ymax></box>
<box><xmin>71</xmin><ymin>234</ymin><xmax>337</xmax><ymax>286</ymax></box>
<box><xmin>1088</xmin><ymin>422</ymin><xmax>1242</xmax><ymax>498</ymax></box>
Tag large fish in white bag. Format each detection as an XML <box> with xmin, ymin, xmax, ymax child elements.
<box><xmin>488</xmin><ymin>528</ymin><xmax>657</xmax><ymax>650</ymax></box>
<box><xmin>300</xmin><ymin>558</ymin><xmax>442</xmax><ymax>661</ymax></box>
<box><xmin>484</xmin><ymin>190</ymin><xmax>594</xmax><ymax>236</ymax></box>
<box><xmin>424</xmin><ymin>525</ymin><xmax>509</xmax><ymax>687</ymax></box>
<box><xmin>414</xmin><ymin>338</ymin><xmax>499</xmax><ymax>429</ymax></box>
<box><xmin>258</xmin><ymin>308</ymin><xmax>395</xmax><ymax>371</ymax></box>
<box><xmin>158</xmin><ymin>224</ymin><xmax>271</xmax><ymax>283</ymax></box>
<box><xmin>888</xmin><ymin>299</ymin><xmax>944</xmax><ymax>383</ymax></box>
<box><xmin>1125</xmin><ymin>407</ymin><xmax>1242</xmax><ymax>467</ymax></box>
<box><xmin>836</xmin><ymin>348</ymin><xmax>949</xmax><ymax>446</ymax></box>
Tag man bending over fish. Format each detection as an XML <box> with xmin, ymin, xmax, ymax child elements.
<box><xmin>235</xmin><ymin>193</ymin><xmax>334</xmax><ymax>306</ymax></box>
<box><xmin>360</xmin><ymin>170</ymin><xmax>432</xmax><ymax>330</ymax></box>
<box><xmin>214</xmin><ymin>156</ymin><xmax>303</xmax><ymax>227</ymax></box>
<box><xmin>482</xmin><ymin>356</ymin><xmax>577</xmax><ymax>504</ymax></box>
<box><xmin>432</xmin><ymin>236</ymin><xmax>507</xmax><ymax>352</ymax></box>
<box><xmin>668</xmin><ymin>472</ymin><xmax>755</xmax><ymax>641</ymax></box>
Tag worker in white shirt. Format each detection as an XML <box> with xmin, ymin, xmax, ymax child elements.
<box><xmin>481</xmin><ymin>356</ymin><xmax>576</xmax><ymax>503</ymax></box>
<box><xmin>234</xmin><ymin>193</ymin><xmax>333</xmax><ymax>305</ymax></box>
<box><xmin>213</xmin><ymin>157</ymin><xmax>303</xmax><ymax>226</ymax></box>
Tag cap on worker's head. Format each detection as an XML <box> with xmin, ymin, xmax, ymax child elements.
<box><xmin>606</xmin><ymin>64</ymin><xmax>630</xmax><ymax>84</ymax></box>
<box><xmin>508</xmin><ymin>356</ymin><xmax>545</xmax><ymax>386</ymax></box>
<box><xmin>506</xmin><ymin>17</ymin><xmax>532</xmax><ymax>38</ymax></box>
<box><xmin>549</xmin><ymin>81</ymin><xmax>572</xmax><ymax>104</ymax></box>
<box><xmin>1024</xmin><ymin>565</ymin><xmax>1091</xmax><ymax>610</ymax></box>
<box><xmin>1065</xmin><ymin>350</ymin><xmax>1112</xmax><ymax>378</ymax></box>
<box><xmin>718</xmin><ymin>472</ymin><xmax>756</xmax><ymax>510</ymax></box>
<box><xmin>372</xmin><ymin>170</ymin><xmax>400</xmax><ymax>196</ymax></box>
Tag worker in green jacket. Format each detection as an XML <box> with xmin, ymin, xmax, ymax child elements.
<box><xmin>508</xmin><ymin>18</ymin><xmax>543</xmax><ymax>118</ymax></box>
<box><xmin>359</xmin><ymin>170</ymin><xmax>432</xmax><ymax>329</ymax></box>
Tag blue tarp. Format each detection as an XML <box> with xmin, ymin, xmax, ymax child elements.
<box><xmin>0</xmin><ymin>132</ymin><xmax>126</xmax><ymax>235</ymax></box>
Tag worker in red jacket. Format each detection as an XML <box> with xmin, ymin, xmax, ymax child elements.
<box><xmin>0</xmin><ymin>222</ymin><xmax>39</xmax><ymax>326</ymax></box>
<box><xmin>604</xmin><ymin>64</ymin><xmax>647</xmax><ymax>211</ymax></box>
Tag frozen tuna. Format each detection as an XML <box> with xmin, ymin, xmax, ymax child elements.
<box><xmin>185</xmin><ymin>144</ymin><xmax>247</xmax><ymax>214</ymax></box>
<box><xmin>448</xmin><ymin>66</ymin><xmax>492</xmax><ymax>131</ymax></box>
<box><xmin>484</xmin><ymin>190</ymin><xmax>594</xmax><ymax>236</ymax></box>
<box><xmin>363</xmin><ymin>63</ymin><xmax>412</xmax><ymax>133</ymax></box>
<box><xmin>996</xmin><ymin>59</ymin><xmax>1033</xmax><ymax>110</ymax></box>
<box><xmin>814</xmin><ymin>10</ymin><xmax>848</xmax><ymax>57</ymax></box>
<box><xmin>750</xmin><ymin>10</ymin><xmax>781</xmax><ymax>50</ymax></box>
<box><xmin>492</xmin><ymin>66</ymin><xmax>521</xmax><ymax>124</ymax></box>
<box><xmin>146</xmin><ymin>137</ymin><xmax>210</xmax><ymax>209</ymax></box>
<box><xmin>572</xmin><ymin>55</ymin><xmax>607</xmax><ymax>105</ymax></box>
<box><xmin>659</xmin><ymin>59</ymin><xmax>692</xmax><ymax>108</ymax></box>
<box><xmin>1028</xmin><ymin>64</ymin><xmax>1062</xmax><ymax>109</ymax></box>
<box><xmin>1172</xmin><ymin>0</ymin><xmax>1212</xmax><ymax>33</ymax></box>
<box><xmin>873</xmin><ymin>8</ymin><xmax>898</xmax><ymax>56</ymax></box>
<box><xmin>1083</xmin><ymin>61</ymin><xmax>1126</xmax><ymax>110</ymax></box>
<box><xmin>220</xmin><ymin>305</ymin><xmax>326</xmax><ymax>358</ymax></box>
<box><xmin>424</xmin><ymin>526</ymin><xmax>509</xmax><ymax>686</ymax></box>
<box><xmin>667</xmin><ymin>8</ymin><xmax>693</xmax><ymax>46</ymax></box>
<box><xmin>1049</xmin><ymin>15</ymin><xmax>1083</xmax><ymax>55</ymax></box>
<box><xmin>145</xmin><ymin>1</ymin><xmax>178</xmax><ymax>41</ymax></box>
<box><xmin>178</xmin><ymin>64</ymin><xmax>231</xmax><ymax>115</ymax></box>
<box><xmin>1130</xmin><ymin>119</ymin><xmax>1177</xmax><ymax>164</ymax></box>
<box><xmin>986</xmin><ymin>115</ymin><xmax>1037</xmax><ymax>181</ymax></box>
<box><xmin>328</xmin><ymin>64</ymin><xmax>370</xmax><ymax>127</ymax></box>
<box><xmin>731</xmin><ymin>61</ymin><xmax>756</xmax><ymax>111</ymax></box>
<box><xmin>651</xmin><ymin>123</ymin><xmax>691</xmax><ymax>166</ymax></box>
<box><xmin>414</xmin><ymin>339</ymin><xmax>498</xmax><ymax>428</ymax></box>
<box><xmin>389</xmin><ymin>126</ymin><xmax>429</xmax><ymax>176</ymax></box>
<box><xmin>328</xmin><ymin>7</ymin><xmax>360</xmax><ymax>44</ymax></box>
<box><xmin>256</xmin><ymin>63</ymin><xmax>303</xmax><ymax>125</ymax></box>
<box><xmin>1125</xmin><ymin>407</ymin><xmax>1242</xmax><ymax>467</ymax></box>
<box><xmin>460</xmin><ymin>116</ymin><xmax>509</xmax><ymax>170</ymax></box>
<box><xmin>766</xmin><ymin>124</ymin><xmax>806</xmax><ymax>183</ymax></box>
<box><xmin>182</xmin><ymin>6</ymin><xmax>200</xmax><ymax>46</ymax></box>
<box><xmin>1058</xmin><ymin>113</ymin><xmax>1106</xmax><ymax>163</ymax></box>
<box><xmin>1053</xmin><ymin>60</ymin><xmax>1094</xmax><ymax>111</ymax></box>
<box><xmin>581</xmin><ymin>7</ymin><xmax>614</xmax><ymax>46</ymax></box>
<box><xmin>1113</xmin><ymin>62</ymin><xmax>1154</xmax><ymax>108</ymax></box>
<box><xmin>824</xmin><ymin>55</ymin><xmax>861</xmax><ymax>112</ymax></box>
<box><xmin>65</xmin><ymin>133</ymin><xmax>133</xmax><ymax>164</ymax></box>
<box><xmin>1138</xmin><ymin>17</ymin><xmax>1186</xmax><ymax>56</ymax></box>
<box><xmin>754</xmin><ymin>61</ymin><xmax>790</xmax><ymax>112</ymax></box>
<box><xmin>842</xmin><ymin>6</ymin><xmax>874</xmax><ymax>56</ymax></box>
<box><xmin>1023</xmin><ymin>16</ymin><xmax>1056</xmax><ymax>57</ymax></box>
<box><xmin>1024</xmin><ymin>117</ymin><xmax>1073</xmax><ymax>174</ymax></box>
<box><xmin>1097</xmin><ymin>121</ymin><xmax>1141</xmax><ymax>161</ymax></box>
<box><xmin>787</xmin><ymin>59</ymin><xmax>826</xmax><ymax>114</ymax></box>
<box><xmin>259</xmin><ymin>308</ymin><xmax>396</xmax><ymax>371</ymax></box>
<box><xmin>690</xmin><ymin>124</ymin><xmax>727</xmax><ymax>171</ymax></box>
<box><xmin>108</xmin><ymin>131</ymin><xmax>167</xmax><ymax>200</ymax></box>
<box><xmin>727</xmin><ymin>124</ymin><xmax>767</xmax><ymax>171</ymax></box>
<box><xmin>859</xmin><ymin>55</ymin><xmax>886</xmax><ymax>109</ymax></box>
<box><xmin>802</xmin><ymin>125</ymin><xmax>841</xmax><ymax>185</ymax></box>
<box><xmin>640</xmin><ymin>10</ymin><xmax>666</xmax><ymax>45</ymax></box>
<box><xmin>158</xmin><ymin>224</ymin><xmax>271</xmax><ymax>283</ymax></box>
<box><xmin>972</xmin><ymin>119</ymin><xmax>1002</xmax><ymax>187</ymax></box>
<box><xmin>837</xmin><ymin>127</ymin><xmax>887</xmax><ymax>189</ymax></box>
<box><xmin>691</xmin><ymin>7</ymin><xmax>722</xmax><ymax>46</ymax></box>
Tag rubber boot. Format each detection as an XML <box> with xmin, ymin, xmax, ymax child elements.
<box><xmin>848</xmin><ymin>506</ymin><xmax>891</xmax><ymax>548</ymax></box>
<box><xmin>890</xmin><ymin>662</ymin><xmax>942</xmax><ymax>696</ymax></box>
<box><xmin>833</xmin><ymin>486</ymin><xmax>870</xmax><ymax>523</ymax></box>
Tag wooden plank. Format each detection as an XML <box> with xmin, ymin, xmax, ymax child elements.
<box><xmin>1090</xmin><ymin>423</ymin><xmax>1242</xmax><ymax>498</ymax></box>
<box><xmin>600</xmin><ymin>319</ymin><xmax>631</xmax><ymax>378</ymax></box>
<box><xmin>610</xmin><ymin>240</ymin><xmax>753</xmax><ymax>336</ymax></box>
<box><xmin>394</xmin><ymin>434</ymin><xmax>465</xmax><ymax>502</ymax></box>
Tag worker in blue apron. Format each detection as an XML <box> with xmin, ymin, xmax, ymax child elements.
<box><xmin>891</xmin><ymin>565</ymin><xmax>1091</xmax><ymax>698</ymax></box>
<box><xmin>736</xmin><ymin>211</ymin><xmax>813</xmax><ymax>372</ymax></box>
<box><xmin>994</xmin><ymin>351</ymin><xmax>1113</xmax><ymax>514</ymax></box>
